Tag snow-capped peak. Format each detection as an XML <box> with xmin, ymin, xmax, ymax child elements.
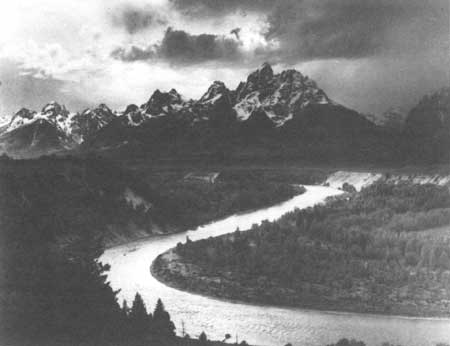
<box><xmin>121</xmin><ymin>104</ymin><xmax>146</xmax><ymax>126</ymax></box>
<box><xmin>199</xmin><ymin>81</ymin><xmax>230</xmax><ymax>105</ymax></box>
<box><xmin>6</xmin><ymin>102</ymin><xmax>72</xmax><ymax>134</ymax></box>
<box><xmin>7</xmin><ymin>108</ymin><xmax>38</xmax><ymax>132</ymax></box>
<box><xmin>4</xmin><ymin>102</ymin><xmax>118</xmax><ymax>144</ymax></box>
<box><xmin>234</xmin><ymin>64</ymin><xmax>331</xmax><ymax>126</ymax></box>
<box><xmin>41</xmin><ymin>101</ymin><xmax>69</xmax><ymax>119</ymax></box>
<box><xmin>141</xmin><ymin>89</ymin><xmax>184</xmax><ymax>117</ymax></box>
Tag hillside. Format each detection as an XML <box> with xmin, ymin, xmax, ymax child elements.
<box><xmin>404</xmin><ymin>87</ymin><xmax>450</xmax><ymax>163</ymax></box>
<box><xmin>0</xmin><ymin>156</ymin><xmax>299</xmax><ymax>247</ymax></box>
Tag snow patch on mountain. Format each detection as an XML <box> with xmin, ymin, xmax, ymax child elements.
<box><xmin>199</xmin><ymin>81</ymin><xmax>230</xmax><ymax>105</ymax></box>
<box><xmin>235</xmin><ymin>91</ymin><xmax>261</xmax><ymax>121</ymax></box>
<box><xmin>5</xmin><ymin>102</ymin><xmax>118</xmax><ymax>146</ymax></box>
<box><xmin>234</xmin><ymin>64</ymin><xmax>332</xmax><ymax>126</ymax></box>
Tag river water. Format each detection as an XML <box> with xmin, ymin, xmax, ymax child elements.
<box><xmin>101</xmin><ymin>186</ymin><xmax>450</xmax><ymax>346</ymax></box>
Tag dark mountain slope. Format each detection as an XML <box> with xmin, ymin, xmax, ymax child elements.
<box><xmin>404</xmin><ymin>87</ymin><xmax>450</xmax><ymax>163</ymax></box>
<box><xmin>0</xmin><ymin>119</ymin><xmax>70</xmax><ymax>158</ymax></box>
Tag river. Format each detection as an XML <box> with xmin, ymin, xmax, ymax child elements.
<box><xmin>101</xmin><ymin>185</ymin><xmax>450</xmax><ymax>346</ymax></box>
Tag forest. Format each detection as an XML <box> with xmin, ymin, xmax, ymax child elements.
<box><xmin>0</xmin><ymin>158</ymin><xmax>177</xmax><ymax>345</ymax></box>
<box><xmin>145</xmin><ymin>168</ymin><xmax>302</xmax><ymax>228</ymax></box>
<box><xmin>165</xmin><ymin>182</ymin><xmax>450</xmax><ymax>316</ymax></box>
<box><xmin>0</xmin><ymin>155</ymin><xmax>299</xmax><ymax>247</ymax></box>
<box><xmin>0</xmin><ymin>155</ymin><xmax>302</xmax><ymax>345</ymax></box>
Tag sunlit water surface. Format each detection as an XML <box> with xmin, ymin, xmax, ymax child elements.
<box><xmin>101</xmin><ymin>186</ymin><xmax>450</xmax><ymax>346</ymax></box>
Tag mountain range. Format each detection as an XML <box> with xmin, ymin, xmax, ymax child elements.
<box><xmin>1</xmin><ymin>63</ymin><xmax>448</xmax><ymax>163</ymax></box>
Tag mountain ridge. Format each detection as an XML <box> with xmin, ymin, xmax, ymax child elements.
<box><xmin>1</xmin><ymin>63</ymin><xmax>448</xmax><ymax>163</ymax></box>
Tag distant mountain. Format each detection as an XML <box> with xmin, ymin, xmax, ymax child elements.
<box><xmin>2</xmin><ymin>63</ymin><xmax>447</xmax><ymax>163</ymax></box>
<box><xmin>365</xmin><ymin>108</ymin><xmax>406</xmax><ymax>131</ymax></box>
<box><xmin>0</xmin><ymin>103</ymin><xmax>73</xmax><ymax>157</ymax></box>
<box><xmin>404</xmin><ymin>87</ymin><xmax>450</xmax><ymax>162</ymax></box>
<box><xmin>85</xmin><ymin>63</ymin><xmax>390</xmax><ymax>161</ymax></box>
<box><xmin>0</xmin><ymin>102</ymin><xmax>116</xmax><ymax>156</ymax></box>
<box><xmin>405</xmin><ymin>87</ymin><xmax>450</xmax><ymax>137</ymax></box>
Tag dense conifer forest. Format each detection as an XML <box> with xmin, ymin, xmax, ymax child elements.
<box><xmin>158</xmin><ymin>183</ymin><xmax>450</xmax><ymax>316</ymax></box>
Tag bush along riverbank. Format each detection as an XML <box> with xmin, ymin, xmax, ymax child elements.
<box><xmin>153</xmin><ymin>182</ymin><xmax>450</xmax><ymax>317</ymax></box>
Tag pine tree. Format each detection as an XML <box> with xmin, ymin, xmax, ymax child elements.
<box><xmin>199</xmin><ymin>331</ymin><xmax>208</xmax><ymax>343</ymax></box>
<box><xmin>121</xmin><ymin>300</ymin><xmax>130</xmax><ymax>317</ymax></box>
<box><xmin>152</xmin><ymin>298</ymin><xmax>175</xmax><ymax>338</ymax></box>
<box><xmin>129</xmin><ymin>293</ymin><xmax>151</xmax><ymax>336</ymax></box>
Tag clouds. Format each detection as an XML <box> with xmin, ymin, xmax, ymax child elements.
<box><xmin>0</xmin><ymin>0</ymin><xmax>448</xmax><ymax>117</ymax></box>
<box><xmin>159</xmin><ymin>28</ymin><xmax>242</xmax><ymax>63</ymax></box>
<box><xmin>112</xmin><ymin>27</ymin><xmax>243</xmax><ymax>64</ymax></box>
<box><xmin>165</xmin><ymin>0</ymin><xmax>449</xmax><ymax>62</ymax></box>
<box><xmin>107</xmin><ymin>0</ymin><xmax>450</xmax><ymax>66</ymax></box>
<box><xmin>264</xmin><ymin>0</ymin><xmax>449</xmax><ymax>61</ymax></box>
<box><xmin>111</xmin><ymin>4</ymin><xmax>167</xmax><ymax>34</ymax></box>
<box><xmin>111</xmin><ymin>45</ymin><xmax>155</xmax><ymax>62</ymax></box>
<box><xmin>169</xmin><ymin>0</ymin><xmax>273</xmax><ymax>17</ymax></box>
<box><xmin>265</xmin><ymin>0</ymin><xmax>391</xmax><ymax>60</ymax></box>
<box><xmin>0</xmin><ymin>59</ymin><xmax>88</xmax><ymax>115</ymax></box>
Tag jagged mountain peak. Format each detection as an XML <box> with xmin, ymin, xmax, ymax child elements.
<box><xmin>120</xmin><ymin>104</ymin><xmax>146</xmax><ymax>127</ymax></box>
<box><xmin>142</xmin><ymin>88</ymin><xmax>184</xmax><ymax>117</ymax></box>
<box><xmin>124</xmin><ymin>104</ymin><xmax>139</xmax><ymax>114</ymax></box>
<box><xmin>237</xmin><ymin>63</ymin><xmax>275</xmax><ymax>100</ymax></box>
<box><xmin>41</xmin><ymin>101</ymin><xmax>69</xmax><ymax>118</ymax></box>
<box><xmin>257</xmin><ymin>62</ymin><xmax>274</xmax><ymax>80</ymax></box>
<box><xmin>69</xmin><ymin>104</ymin><xmax>116</xmax><ymax>143</ymax></box>
<box><xmin>199</xmin><ymin>81</ymin><xmax>230</xmax><ymax>105</ymax></box>
<box><xmin>2</xmin><ymin>101</ymin><xmax>119</xmax><ymax>149</ymax></box>
<box><xmin>6</xmin><ymin>108</ymin><xmax>38</xmax><ymax>132</ymax></box>
<box><xmin>168</xmin><ymin>88</ymin><xmax>181</xmax><ymax>98</ymax></box>
<box><xmin>234</xmin><ymin>65</ymin><xmax>331</xmax><ymax>126</ymax></box>
<box><xmin>149</xmin><ymin>88</ymin><xmax>182</xmax><ymax>103</ymax></box>
<box><xmin>96</xmin><ymin>103</ymin><xmax>112</xmax><ymax>112</ymax></box>
<box><xmin>82</xmin><ymin>104</ymin><xmax>113</xmax><ymax>116</ymax></box>
<box><xmin>14</xmin><ymin>108</ymin><xmax>36</xmax><ymax>119</ymax></box>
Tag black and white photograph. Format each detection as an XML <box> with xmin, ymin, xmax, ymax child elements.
<box><xmin>0</xmin><ymin>1</ymin><xmax>449</xmax><ymax>345</ymax></box>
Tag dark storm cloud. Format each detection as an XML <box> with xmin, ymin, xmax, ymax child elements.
<box><xmin>111</xmin><ymin>28</ymin><xmax>243</xmax><ymax>64</ymax></box>
<box><xmin>159</xmin><ymin>28</ymin><xmax>242</xmax><ymax>63</ymax></box>
<box><xmin>169</xmin><ymin>0</ymin><xmax>273</xmax><ymax>16</ymax></box>
<box><xmin>168</xmin><ymin>0</ymin><xmax>449</xmax><ymax>61</ymax></box>
<box><xmin>111</xmin><ymin>5</ymin><xmax>167</xmax><ymax>34</ymax></box>
<box><xmin>264</xmin><ymin>0</ymin><xmax>449</xmax><ymax>61</ymax></box>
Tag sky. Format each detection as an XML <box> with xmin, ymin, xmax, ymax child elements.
<box><xmin>0</xmin><ymin>0</ymin><xmax>448</xmax><ymax>117</ymax></box>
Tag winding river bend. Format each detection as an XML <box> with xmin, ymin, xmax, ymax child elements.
<box><xmin>101</xmin><ymin>186</ymin><xmax>450</xmax><ymax>346</ymax></box>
